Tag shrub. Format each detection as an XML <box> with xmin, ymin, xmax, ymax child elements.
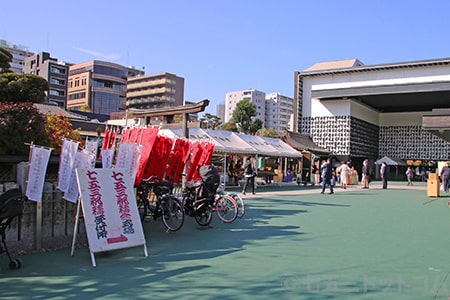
<box><xmin>0</xmin><ymin>102</ymin><xmax>49</xmax><ymax>155</ymax></box>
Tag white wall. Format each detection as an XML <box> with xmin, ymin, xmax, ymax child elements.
<box><xmin>379</xmin><ymin>111</ymin><xmax>425</xmax><ymax>126</ymax></box>
<box><xmin>350</xmin><ymin>101</ymin><xmax>380</xmax><ymax>125</ymax></box>
<box><xmin>310</xmin><ymin>98</ymin><xmax>351</xmax><ymax>117</ymax></box>
<box><xmin>310</xmin><ymin>64</ymin><xmax>450</xmax><ymax>91</ymax></box>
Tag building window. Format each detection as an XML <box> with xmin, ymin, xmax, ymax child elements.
<box><xmin>50</xmin><ymin>77</ymin><xmax>66</xmax><ymax>86</ymax></box>
<box><xmin>49</xmin><ymin>89</ymin><xmax>65</xmax><ymax>97</ymax></box>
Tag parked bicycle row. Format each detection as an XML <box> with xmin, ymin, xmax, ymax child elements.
<box><xmin>135</xmin><ymin>165</ymin><xmax>245</xmax><ymax>232</ymax></box>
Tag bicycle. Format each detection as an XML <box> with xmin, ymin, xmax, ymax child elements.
<box><xmin>182</xmin><ymin>180</ymin><xmax>239</xmax><ymax>226</ymax></box>
<box><xmin>217</xmin><ymin>184</ymin><xmax>245</xmax><ymax>218</ymax></box>
<box><xmin>136</xmin><ymin>175</ymin><xmax>185</xmax><ymax>232</ymax></box>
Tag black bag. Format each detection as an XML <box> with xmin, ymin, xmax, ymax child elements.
<box><xmin>198</xmin><ymin>165</ymin><xmax>220</xmax><ymax>197</ymax></box>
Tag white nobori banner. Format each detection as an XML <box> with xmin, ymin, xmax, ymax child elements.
<box><xmin>26</xmin><ymin>145</ymin><xmax>52</xmax><ymax>202</ymax></box>
<box><xmin>63</xmin><ymin>150</ymin><xmax>96</xmax><ymax>203</ymax></box>
<box><xmin>57</xmin><ymin>139</ymin><xmax>79</xmax><ymax>192</ymax></box>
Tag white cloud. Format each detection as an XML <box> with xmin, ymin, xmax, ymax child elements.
<box><xmin>75</xmin><ymin>47</ymin><xmax>120</xmax><ymax>61</ymax></box>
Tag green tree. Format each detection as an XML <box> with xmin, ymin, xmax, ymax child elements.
<box><xmin>230</xmin><ymin>99</ymin><xmax>262</xmax><ymax>134</ymax></box>
<box><xmin>0</xmin><ymin>102</ymin><xmax>49</xmax><ymax>155</ymax></box>
<box><xmin>220</xmin><ymin>121</ymin><xmax>238</xmax><ymax>132</ymax></box>
<box><xmin>258</xmin><ymin>127</ymin><xmax>280</xmax><ymax>138</ymax></box>
<box><xmin>249</xmin><ymin>119</ymin><xmax>263</xmax><ymax>135</ymax></box>
<box><xmin>0</xmin><ymin>47</ymin><xmax>12</xmax><ymax>73</ymax></box>
<box><xmin>0</xmin><ymin>73</ymin><xmax>49</xmax><ymax>103</ymax></box>
<box><xmin>200</xmin><ymin>113</ymin><xmax>222</xmax><ymax>129</ymax></box>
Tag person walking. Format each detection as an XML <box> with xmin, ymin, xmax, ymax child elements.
<box><xmin>405</xmin><ymin>166</ymin><xmax>414</xmax><ymax>186</ymax></box>
<box><xmin>361</xmin><ymin>159</ymin><xmax>370</xmax><ymax>189</ymax></box>
<box><xmin>320</xmin><ymin>158</ymin><xmax>334</xmax><ymax>194</ymax></box>
<box><xmin>380</xmin><ymin>162</ymin><xmax>389</xmax><ymax>189</ymax></box>
<box><xmin>242</xmin><ymin>157</ymin><xmax>256</xmax><ymax>195</ymax></box>
<box><xmin>440</xmin><ymin>162</ymin><xmax>450</xmax><ymax>192</ymax></box>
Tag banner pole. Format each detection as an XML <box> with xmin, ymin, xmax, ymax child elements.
<box><xmin>223</xmin><ymin>154</ymin><xmax>226</xmax><ymax>189</ymax></box>
<box><xmin>70</xmin><ymin>196</ymin><xmax>82</xmax><ymax>257</ymax></box>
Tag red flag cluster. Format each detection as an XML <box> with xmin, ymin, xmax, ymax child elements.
<box><xmin>118</xmin><ymin>128</ymin><xmax>215</xmax><ymax>186</ymax></box>
<box><xmin>101</xmin><ymin>127</ymin><xmax>117</xmax><ymax>150</ymax></box>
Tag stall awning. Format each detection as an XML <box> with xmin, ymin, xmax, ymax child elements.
<box><xmin>375</xmin><ymin>156</ymin><xmax>407</xmax><ymax>166</ymax></box>
<box><xmin>204</xmin><ymin>129</ymin><xmax>257</xmax><ymax>154</ymax></box>
<box><xmin>281</xmin><ymin>130</ymin><xmax>330</xmax><ymax>156</ymax></box>
<box><xmin>159</xmin><ymin>128</ymin><xmax>301</xmax><ymax>158</ymax></box>
<box><xmin>233</xmin><ymin>133</ymin><xmax>281</xmax><ymax>157</ymax></box>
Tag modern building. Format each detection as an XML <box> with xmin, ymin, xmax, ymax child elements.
<box><xmin>225</xmin><ymin>89</ymin><xmax>266</xmax><ymax>126</ymax></box>
<box><xmin>294</xmin><ymin>57</ymin><xmax>450</xmax><ymax>168</ymax></box>
<box><xmin>0</xmin><ymin>39</ymin><xmax>33</xmax><ymax>74</ymax></box>
<box><xmin>67</xmin><ymin>60</ymin><xmax>129</xmax><ymax>116</ymax></box>
<box><xmin>126</xmin><ymin>72</ymin><xmax>184</xmax><ymax>110</ymax></box>
<box><xmin>265</xmin><ymin>92</ymin><xmax>294</xmax><ymax>133</ymax></box>
<box><xmin>23</xmin><ymin>52</ymin><xmax>70</xmax><ymax>108</ymax></box>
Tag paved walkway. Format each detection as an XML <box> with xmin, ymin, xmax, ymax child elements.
<box><xmin>2</xmin><ymin>181</ymin><xmax>450</xmax><ymax>299</ymax></box>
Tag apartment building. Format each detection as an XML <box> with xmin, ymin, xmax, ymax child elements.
<box><xmin>23</xmin><ymin>52</ymin><xmax>70</xmax><ymax>108</ymax></box>
<box><xmin>126</xmin><ymin>72</ymin><xmax>184</xmax><ymax>110</ymax></box>
<box><xmin>265</xmin><ymin>92</ymin><xmax>294</xmax><ymax>133</ymax></box>
<box><xmin>67</xmin><ymin>60</ymin><xmax>129</xmax><ymax>116</ymax></box>
<box><xmin>0</xmin><ymin>39</ymin><xmax>33</xmax><ymax>74</ymax></box>
<box><xmin>225</xmin><ymin>89</ymin><xmax>266</xmax><ymax>126</ymax></box>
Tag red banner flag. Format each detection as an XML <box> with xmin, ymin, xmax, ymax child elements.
<box><xmin>134</xmin><ymin>127</ymin><xmax>159</xmax><ymax>186</ymax></box>
<box><xmin>165</xmin><ymin>139</ymin><xmax>192</xmax><ymax>184</ymax></box>
<box><xmin>101</xmin><ymin>127</ymin><xmax>110</xmax><ymax>150</ymax></box>
<box><xmin>142</xmin><ymin>135</ymin><xmax>174</xmax><ymax>181</ymax></box>
<box><xmin>121</xmin><ymin>128</ymin><xmax>131</xmax><ymax>143</ymax></box>
<box><xmin>186</xmin><ymin>142</ymin><xmax>204</xmax><ymax>181</ymax></box>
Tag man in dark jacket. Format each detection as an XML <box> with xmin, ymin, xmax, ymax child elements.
<box><xmin>320</xmin><ymin>158</ymin><xmax>334</xmax><ymax>194</ymax></box>
<box><xmin>242</xmin><ymin>157</ymin><xmax>256</xmax><ymax>195</ymax></box>
<box><xmin>380</xmin><ymin>162</ymin><xmax>389</xmax><ymax>189</ymax></box>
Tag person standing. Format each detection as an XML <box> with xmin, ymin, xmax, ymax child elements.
<box><xmin>227</xmin><ymin>160</ymin><xmax>236</xmax><ymax>186</ymax></box>
<box><xmin>242</xmin><ymin>157</ymin><xmax>256</xmax><ymax>195</ymax></box>
<box><xmin>406</xmin><ymin>166</ymin><xmax>414</xmax><ymax>186</ymax></box>
<box><xmin>380</xmin><ymin>162</ymin><xmax>388</xmax><ymax>189</ymax></box>
<box><xmin>440</xmin><ymin>162</ymin><xmax>450</xmax><ymax>192</ymax></box>
<box><xmin>361</xmin><ymin>159</ymin><xmax>370</xmax><ymax>189</ymax></box>
<box><xmin>340</xmin><ymin>161</ymin><xmax>351</xmax><ymax>189</ymax></box>
<box><xmin>320</xmin><ymin>158</ymin><xmax>334</xmax><ymax>194</ymax></box>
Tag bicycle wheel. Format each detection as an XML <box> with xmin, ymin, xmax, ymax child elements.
<box><xmin>161</xmin><ymin>196</ymin><xmax>185</xmax><ymax>232</ymax></box>
<box><xmin>229</xmin><ymin>193</ymin><xmax>245</xmax><ymax>218</ymax></box>
<box><xmin>194</xmin><ymin>203</ymin><xmax>213</xmax><ymax>227</ymax></box>
<box><xmin>215</xmin><ymin>195</ymin><xmax>238</xmax><ymax>223</ymax></box>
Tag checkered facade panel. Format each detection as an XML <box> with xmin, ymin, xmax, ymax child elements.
<box><xmin>302</xmin><ymin>116</ymin><xmax>450</xmax><ymax>160</ymax></box>
<box><xmin>379</xmin><ymin>125</ymin><xmax>450</xmax><ymax>160</ymax></box>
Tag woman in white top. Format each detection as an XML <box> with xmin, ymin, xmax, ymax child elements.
<box><xmin>339</xmin><ymin>161</ymin><xmax>351</xmax><ymax>189</ymax></box>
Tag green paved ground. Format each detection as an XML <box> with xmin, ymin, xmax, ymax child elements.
<box><xmin>1</xmin><ymin>182</ymin><xmax>450</xmax><ymax>299</ymax></box>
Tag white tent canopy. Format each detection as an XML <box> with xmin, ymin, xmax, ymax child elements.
<box><xmin>158</xmin><ymin>128</ymin><xmax>301</xmax><ymax>158</ymax></box>
<box><xmin>260</xmin><ymin>136</ymin><xmax>302</xmax><ymax>158</ymax></box>
<box><xmin>234</xmin><ymin>133</ymin><xmax>280</xmax><ymax>157</ymax></box>
<box><xmin>375</xmin><ymin>156</ymin><xmax>407</xmax><ymax>166</ymax></box>
<box><xmin>204</xmin><ymin>129</ymin><xmax>256</xmax><ymax>154</ymax></box>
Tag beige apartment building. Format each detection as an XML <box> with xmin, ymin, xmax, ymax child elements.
<box><xmin>126</xmin><ymin>72</ymin><xmax>184</xmax><ymax>110</ymax></box>
<box><xmin>67</xmin><ymin>60</ymin><xmax>130</xmax><ymax>116</ymax></box>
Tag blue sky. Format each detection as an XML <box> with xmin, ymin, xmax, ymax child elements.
<box><xmin>2</xmin><ymin>0</ymin><xmax>450</xmax><ymax>115</ymax></box>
